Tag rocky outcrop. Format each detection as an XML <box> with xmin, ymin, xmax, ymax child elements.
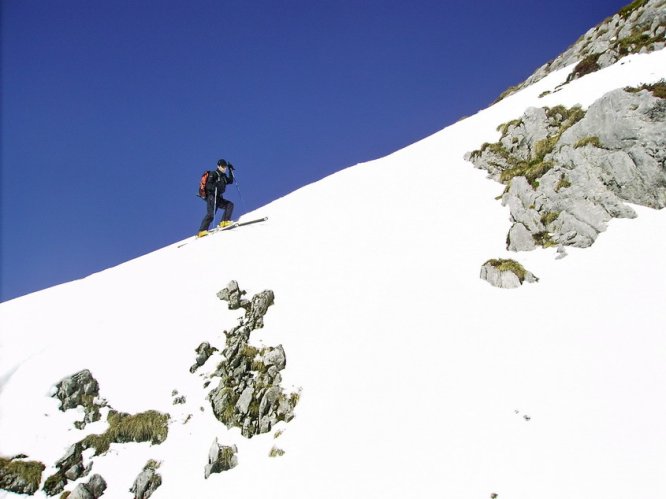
<box><xmin>52</xmin><ymin>369</ymin><xmax>106</xmax><ymax>429</ymax></box>
<box><xmin>190</xmin><ymin>342</ymin><xmax>218</xmax><ymax>373</ymax></box>
<box><xmin>44</xmin><ymin>370</ymin><xmax>170</xmax><ymax>496</ymax></box>
<box><xmin>480</xmin><ymin>259</ymin><xmax>538</xmax><ymax>289</ymax></box>
<box><xmin>216</xmin><ymin>280</ymin><xmax>249</xmax><ymax>310</ymax></box>
<box><xmin>130</xmin><ymin>461</ymin><xmax>162</xmax><ymax>499</ymax></box>
<box><xmin>0</xmin><ymin>456</ymin><xmax>45</xmax><ymax>495</ymax></box>
<box><xmin>67</xmin><ymin>474</ymin><xmax>107</xmax><ymax>499</ymax></box>
<box><xmin>498</xmin><ymin>0</ymin><xmax>666</xmax><ymax>100</ymax></box>
<box><xmin>466</xmin><ymin>84</ymin><xmax>666</xmax><ymax>251</ymax></box>
<box><xmin>43</xmin><ymin>443</ymin><xmax>91</xmax><ymax>496</ymax></box>
<box><xmin>207</xmin><ymin>282</ymin><xmax>299</xmax><ymax>439</ymax></box>
<box><xmin>204</xmin><ymin>439</ymin><xmax>238</xmax><ymax>478</ymax></box>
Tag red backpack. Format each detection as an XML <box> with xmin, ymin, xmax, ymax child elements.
<box><xmin>198</xmin><ymin>171</ymin><xmax>210</xmax><ymax>198</ymax></box>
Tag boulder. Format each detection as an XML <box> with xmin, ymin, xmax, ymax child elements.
<box><xmin>130</xmin><ymin>463</ymin><xmax>162</xmax><ymax>499</ymax></box>
<box><xmin>68</xmin><ymin>474</ymin><xmax>106</xmax><ymax>499</ymax></box>
<box><xmin>204</xmin><ymin>439</ymin><xmax>238</xmax><ymax>478</ymax></box>
<box><xmin>0</xmin><ymin>456</ymin><xmax>45</xmax><ymax>495</ymax></box>
<box><xmin>52</xmin><ymin>369</ymin><xmax>105</xmax><ymax>428</ymax></box>
<box><xmin>189</xmin><ymin>342</ymin><xmax>218</xmax><ymax>373</ymax></box>
<box><xmin>480</xmin><ymin>260</ymin><xmax>538</xmax><ymax>289</ymax></box>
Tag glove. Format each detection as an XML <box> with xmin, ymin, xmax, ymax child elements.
<box><xmin>228</xmin><ymin>163</ymin><xmax>235</xmax><ymax>171</ymax></box>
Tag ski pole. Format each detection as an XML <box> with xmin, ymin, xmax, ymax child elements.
<box><xmin>213</xmin><ymin>187</ymin><xmax>218</xmax><ymax>226</ymax></box>
<box><xmin>232</xmin><ymin>169</ymin><xmax>248</xmax><ymax>215</ymax></box>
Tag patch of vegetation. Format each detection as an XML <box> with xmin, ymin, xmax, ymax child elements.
<box><xmin>618</xmin><ymin>0</ymin><xmax>649</xmax><ymax>18</ymax></box>
<box><xmin>477</xmin><ymin>141</ymin><xmax>511</xmax><ymax>160</ymax></box>
<box><xmin>82</xmin><ymin>410</ymin><xmax>170</xmax><ymax>456</ymax></box>
<box><xmin>574</xmin><ymin>136</ymin><xmax>603</xmax><ymax>149</ymax></box>
<box><xmin>269</xmin><ymin>446</ymin><xmax>285</xmax><ymax>458</ymax></box>
<box><xmin>494</xmin><ymin>83</ymin><xmax>523</xmax><ymax>104</ymax></box>
<box><xmin>555</xmin><ymin>174</ymin><xmax>572</xmax><ymax>192</ymax></box>
<box><xmin>541</xmin><ymin>211</ymin><xmax>561</xmax><ymax>226</ymax></box>
<box><xmin>533</xmin><ymin>231</ymin><xmax>558</xmax><ymax>248</ymax></box>
<box><xmin>497</xmin><ymin>118</ymin><xmax>523</xmax><ymax>136</ymax></box>
<box><xmin>626</xmin><ymin>80</ymin><xmax>666</xmax><ymax>99</ymax></box>
<box><xmin>484</xmin><ymin>259</ymin><xmax>528</xmax><ymax>283</ymax></box>
<box><xmin>473</xmin><ymin>105</ymin><xmax>585</xmax><ymax>189</ymax></box>
<box><xmin>289</xmin><ymin>390</ymin><xmax>302</xmax><ymax>408</ymax></box>
<box><xmin>539</xmin><ymin>90</ymin><xmax>551</xmax><ymax>98</ymax></box>
<box><xmin>500</xmin><ymin>160</ymin><xmax>554</xmax><ymax>188</ymax></box>
<box><xmin>546</xmin><ymin>105</ymin><xmax>585</xmax><ymax>126</ymax></box>
<box><xmin>144</xmin><ymin>459</ymin><xmax>161</xmax><ymax>471</ymax></box>
<box><xmin>618</xmin><ymin>31</ymin><xmax>652</xmax><ymax>54</ymax></box>
<box><xmin>0</xmin><ymin>457</ymin><xmax>45</xmax><ymax>495</ymax></box>
<box><xmin>567</xmin><ymin>53</ymin><xmax>600</xmax><ymax>82</ymax></box>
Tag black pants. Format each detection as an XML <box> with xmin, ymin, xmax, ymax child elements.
<box><xmin>199</xmin><ymin>195</ymin><xmax>234</xmax><ymax>231</ymax></box>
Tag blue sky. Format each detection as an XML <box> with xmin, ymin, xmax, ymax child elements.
<box><xmin>1</xmin><ymin>0</ymin><xmax>628</xmax><ymax>302</ymax></box>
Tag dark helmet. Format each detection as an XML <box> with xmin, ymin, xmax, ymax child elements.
<box><xmin>217</xmin><ymin>159</ymin><xmax>228</xmax><ymax>167</ymax></box>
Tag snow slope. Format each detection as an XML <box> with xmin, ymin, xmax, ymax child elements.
<box><xmin>1</xmin><ymin>49</ymin><xmax>666</xmax><ymax>499</ymax></box>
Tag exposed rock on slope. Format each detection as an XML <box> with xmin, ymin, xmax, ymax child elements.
<box><xmin>207</xmin><ymin>281</ymin><xmax>299</xmax><ymax>439</ymax></box>
<box><xmin>0</xmin><ymin>456</ymin><xmax>45</xmax><ymax>495</ymax></box>
<box><xmin>130</xmin><ymin>460</ymin><xmax>162</xmax><ymax>499</ymax></box>
<box><xmin>52</xmin><ymin>369</ymin><xmax>106</xmax><ymax>429</ymax></box>
<box><xmin>466</xmin><ymin>83</ymin><xmax>666</xmax><ymax>251</ymax></box>
<box><xmin>204</xmin><ymin>439</ymin><xmax>238</xmax><ymax>478</ymax></box>
<box><xmin>66</xmin><ymin>474</ymin><xmax>106</xmax><ymax>499</ymax></box>
<box><xmin>480</xmin><ymin>259</ymin><xmax>538</xmax><ymax>289</ymax></box>
<box><xmin>43</xmin><ymin>370</ymin><xmax>170</xmax><ymax>496</ymax></box>
<box><xmin>498</xmin><ymin>0</ymin><xmax>666</xmax><ymax>100</ymax></box>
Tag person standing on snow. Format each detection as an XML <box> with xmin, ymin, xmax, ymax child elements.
<box><xmin>197</xmin><ymin>159</ymin><xmax>235</xmax><ymax>237</ymax></box>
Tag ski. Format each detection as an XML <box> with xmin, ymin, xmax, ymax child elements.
<box><xmin>215</xmin><ymin>216</ymin><xmax>268</xmax><ymax>233</ymax></box>
<box><xmin>178</xmin><ymin>217</ymin><xmax>268</xmax><ymax>248</ymax></box>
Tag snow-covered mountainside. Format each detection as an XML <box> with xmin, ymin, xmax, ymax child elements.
<box><xmin>2</xmin><ymin>20</ymin><xmax>666</xmax><ymax>499</ymax></box>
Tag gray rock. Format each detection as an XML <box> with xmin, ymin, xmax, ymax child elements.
<box><xmin>207</xmin><ymin>283</ymin><xmax>299</xmax><ymax>439</ymax></box>
<box><xmin>507</xmin><ymin>223</ymin><xmax>536</xmax><ymax>252</ymax></box>
<box><xmin>69</xmin><ymin>484</ymin><xmax>95</xmax><ymax>499</ymax></box>
<box><xmin>204</xmin><ymin>439</ymin><xmax>238</xmax><ymax>478</ymax></box>
<box><xmin>130</xmin><ymin>466</ymin><xmax>162</xmax><ymax>499</ymax></box>
<box><xmin>0</xmin><ymin>457</ymin><xmax>45</xmax><ymax>495</ymax></box>
<box><xmin>235</xmin><ymin>386</ymin><xmax>254</xmax><ymax>415</ymax></box>
<box><xmin>480</xmin><ymin>260</ymin><xmax>539</xmax><ymax>289</ymax></box>
<box><xmin>480</xmin><ymin>265</ymin><xmax>522</xmax><ymax>289</ymax></box>
<box><xmin>68</xmin><ymin>474</ymin><xmax>106</xmax><ymax>499</ymax></box>
<box><xmin>498</xmin><ymin>0</ymin><xmax>666</xmax><ymax>98</ymax></box>
<box><xmin>217</xmin><ymin>280</ymin><xmax>249</xmax><ymax>310</ymax></box>
<box><xmin>467</xmin><ymin>86</ymin><xmax>665</xmax><ymax>251</ymax></box>
<box><xmin>53</xmin><ymin>369</ymin><xmax>105</xmax><ymax>429</ymax></box>
<box><xmin>262</xmin><ymin>345</ymin><xmax>286</xmax><ymax>370</ymax></box>
<box><xmin>53</xmin><ymin>370</ymin><xmax>99</xmax><ymax>410</ymax></box>
<box><xmin>190</xmin><ymin>342</ymin><xmax>218</xmax><ymax>373</ymax></box>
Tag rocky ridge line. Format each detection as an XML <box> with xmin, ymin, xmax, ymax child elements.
<box><xmin>497</xmin><ymin>0</ymin><xmax>666</xmax><ymax>101</ymax></box>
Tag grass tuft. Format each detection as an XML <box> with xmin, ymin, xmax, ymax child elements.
<box><xmin>0</xmin><ymin>457</ymin><xmax>45</xmax><ymax>494</ymax></box>
<box><xmin>484</xmin><ymin>259</ymin><xmax>527</xmax><ymax>283</ymax></box>
<box><xmin>625</xmin><ymin>80</ymin><xmax>666</xmax><ymax>99</ymax></box>
<box><xmin>574</xmin><ymin>136</ymin><xmax>602</xmax><ymax>149</ymax></box>
<box><xmin>82</xmin><ymin>410</ymin><xmax>170</xmax><ymax>456</ymax></box>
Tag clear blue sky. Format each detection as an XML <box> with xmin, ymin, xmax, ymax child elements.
<box><xmin>1</xmin><ymin>0</ymin><xmax>628</xmax><ymax>302</ymax></box>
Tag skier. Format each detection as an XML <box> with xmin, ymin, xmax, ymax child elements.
<box><xmin>197</xmin><ymin>159</ymin><xmax>235</xmax><ymax>237</ymax></box>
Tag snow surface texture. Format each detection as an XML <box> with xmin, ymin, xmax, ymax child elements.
<box><xmin>1</xmin><ymin>49</ymin><xmax>666</xmax><ymax>499</ymax></box>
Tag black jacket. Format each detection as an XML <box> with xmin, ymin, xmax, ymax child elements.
<box><xmin>205</xmin><ymin>168</ymin><xmax>234</xmax><ymax>197</ymax></box>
